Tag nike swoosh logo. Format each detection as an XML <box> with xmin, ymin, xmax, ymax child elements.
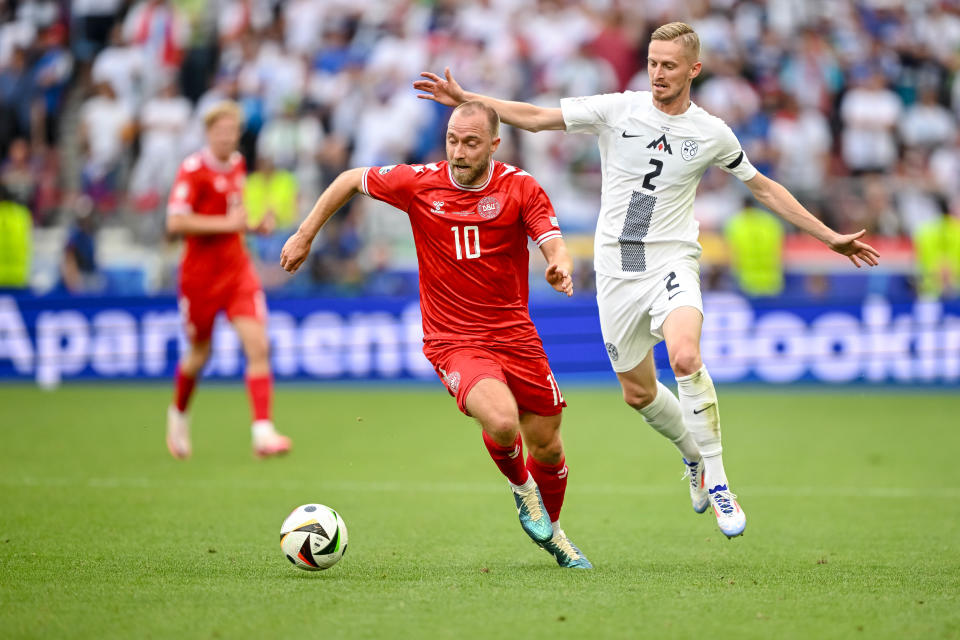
<box><xmin>668</xmin><ymin>291</ymin><xmax>685</xmax><ymax>300</ymax></box>
<box><xmin>621</xmin><ymin>131</ymin><xmax>642</xmax><ymax>138</ymax></box>
<box><xmin>693</xmin><ymin>404</ymin><xmax>714</xmax><ymax>415</ymax></box>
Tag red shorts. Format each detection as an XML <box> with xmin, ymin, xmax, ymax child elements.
<box><xmin>423</xmin><ymin>341</ymin><xmax>566</xmax><ymax>417</ymax></box>
<box><xmin>178</xmin><ymin>265</ymin><xmax>265</xmax><ymax>342</ymax></box>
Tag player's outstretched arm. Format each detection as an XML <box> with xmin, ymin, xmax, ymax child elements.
<box><xmin>167</xmin><ymin>201</ymin><xmax>247</xmax><ymax>236</ymax></box>
<box><xmin>280</xmin><ymin>167</ymin><xmax>365</xmax><ymax>274</ymax></box>
<box><xmin>413</xmin><ymin>67</ymin><xmax>565</xmax><ymax>133</ymax></box>
<box><xmin>540</xmin><ymin>237</ymin><xmax>574</xmax><ymax>297</ymax></box>
<box><xmin>745</xmin><ymin>173</ymin><xmax>880</xmax><ymax>268</ymax></box>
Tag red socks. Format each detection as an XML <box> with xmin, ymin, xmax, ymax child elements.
<box><xmin>246</xmin><ymin>373</ymin><xmax>273</xmax><ymax>422</ymax></box>
<box><xmin>482</xmin><ymin>431</ymin><xmax>529</xmax><ymax>486</ymax></box>
<box><xmin>173</xmin><ymin>365</ymin><xmax>196</xmax><ymax>412</ymax></box>
<box><xmin>526</xmin><ymin>454</ymin><xmax>568</xmax><ymax>523</ymax></box>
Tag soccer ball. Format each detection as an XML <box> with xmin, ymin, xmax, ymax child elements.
<box><xmin>280</xmin><ymin>504</ymin><xmax>348</xmax><ymax>571</ymax></box>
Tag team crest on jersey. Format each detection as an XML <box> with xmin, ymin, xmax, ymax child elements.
<box><xmin>646</xmin><ymin>134</ymin><xmax>672</xmax><ymax>155</ymax></box>
<box><xmin>443</xmin><ymin>370</ymin><xmax>461</xmax><ymax>393</ymax></box>
<box><xmin>605</xmin><ymin>343</ymin><xmax>619</xmax><ymax>361</ymax></box>
<box><xmin>681</xmin><ymin>140</ymin><xmax>699</xmax><ymax>161</ymax></box>
<box><xmin>477</xmin><ymin>196</ymin><xmax>501</xmax><ymax>219</ymax></box>
<box><xmin>378</xmin><ymin>165</ymin><xmax>395</xmax><ymax>175</ymax></box>
<box><xmin>214</xmin><ymin>176</ymin><xmax>229</xmax><ymax>192</ymax></box>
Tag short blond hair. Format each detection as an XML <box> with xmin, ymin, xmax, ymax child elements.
<box><xmin>204</xmin><ymin>100</ymin><xmax>243</xmax><ymax>130</ymax></box>
<box><xmin>651</xmin><ymin>22</ymin><xmax>700</xmax><ymax>61</ymax></box>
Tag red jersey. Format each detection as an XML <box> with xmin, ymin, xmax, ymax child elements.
<box><xmin>361</xmin><ymin>160</ymin><xmax>563</xmax><ymax>347</ymax></box>
<box><xmin>167</xmin><ymin>148</ymin><xmax>253</xmax><ymax>285</ymax></box>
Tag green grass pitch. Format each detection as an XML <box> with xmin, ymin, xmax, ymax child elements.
<box><xmin>1</xmin><ymin>384</ymin><xmax>958</xmax><ymax>639</ymax></box>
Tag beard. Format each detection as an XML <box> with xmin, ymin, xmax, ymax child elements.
<box><xmin>449</xmin><ymin>158</ymin><xmax>489</xmax><ymax>187</ymax></box>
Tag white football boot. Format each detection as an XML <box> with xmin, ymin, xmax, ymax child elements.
<box><xmin>708</xmin><ymin>483</ymin><xmax>746</xmax><ymax>538</ymax></box>
<box><xmin>252</xmin><ymin>420</ymin><xmax>292</xmax><ymax>458</ymax></box>
<box><xmin>166</xmin><ymin>405</ymin><xmax>191</xmax><ymax>459</ymax></box>
<box><xmin>682</xmin><ymin>458</ymin><xmax>710</xmax><ymax>514</ymax></box>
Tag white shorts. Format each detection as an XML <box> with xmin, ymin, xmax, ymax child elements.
<box><xmin>596</xmin><ymin>257</ymin><xmax>704</xmax><ymax>372</ymax></box>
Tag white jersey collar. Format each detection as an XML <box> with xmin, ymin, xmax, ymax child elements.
<box><xmin>447</xmin><ymin>161</ymin><xmax>495</xmax><ymax>192</ymax></box>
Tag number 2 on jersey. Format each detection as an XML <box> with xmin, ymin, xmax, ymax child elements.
<box><xmin>451</xmin><ymin>225</ymin><xmax>480</xmax><ymax>260</ymax></box>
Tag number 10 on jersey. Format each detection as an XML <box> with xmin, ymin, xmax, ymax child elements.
<box><xmin>451</xmin><ymin>225</ymin><xmax>480</xmax><ymax>260</ymax></box>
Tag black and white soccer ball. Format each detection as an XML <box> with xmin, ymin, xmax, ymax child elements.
<box><xmin>280</xmin><ymin>504</ymin><xmax>348</xmax><ymax>571</ymax></box>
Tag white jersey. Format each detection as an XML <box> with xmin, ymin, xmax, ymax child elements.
<box><xmin>561</xmin><ymin>91</ymin><xmax>757</xmax><ymax>278</ymax></box>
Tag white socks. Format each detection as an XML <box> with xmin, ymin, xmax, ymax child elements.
<box><xmin>675</xmin><ymin>365</ymin><xmax>728</xmax><ymax>489</ymax></box>
<box><xmin>252</xmin><ymin>419</ymin><xmax>276</xmax><ymax>441</ymax></box>
<box><xmin>637</xmin><ymin>381</ymin><xmax>702</xmax><ymax>462</ymax></box>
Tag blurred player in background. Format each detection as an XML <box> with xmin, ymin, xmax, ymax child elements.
<box><xmin>165</xmin><ymin>101</ymin><xmax>291</xmax><ymax>460</ymax></box>
<box><xmin>415</xmin><ymin>23</ymin><xmax>880</xmax><ymax>538</ymax></box>
<box><xmin>281</xmin><ymin>101</ymin><xmax>591</xmax><ymax>569</ymax></box>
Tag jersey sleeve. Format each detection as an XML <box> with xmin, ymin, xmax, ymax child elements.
<box><xmin>560</xmin><ymin>93</ymin><xmax>626</xmax><ymax>135</ymax></box>
<box><xmin>167</xmin><ymin>162</ymin><xmax>198</xmax><ymax>216</ymax></box>
<box><xmin>520</xmin><ymin>177</ymin><xmax>563</xmax><ymax>247</ymax></box>
<box><xmin>360</xmin><ymin>164</ymin><xmax>417</xmax><ymax>212</ymax></box>
<box><xmin>712</xmin><ymin>122</ymin><xmax>758</xmax><ymax>182</ymax></box>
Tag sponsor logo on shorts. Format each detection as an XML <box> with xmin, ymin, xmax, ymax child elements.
<box><xmin>681</xmin><ymin>140</ymin><xmax>699</xmax><ymax>161</ymax></box>
<box><xmin>443</xmin><ymin>370</ymin><xmax>461</xmax><ymax>393</ymax></box>
<box><xmin>477</xmin><ymin>195</ymin><xmax>501</xmax><ymax>219</ymax></box>
<box><xmin>605</xmin><ymin>342</ymin><xmax>619</xmax><ymax>361</ymax></box>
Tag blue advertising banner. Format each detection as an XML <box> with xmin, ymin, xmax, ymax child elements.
<box><xmin>0</xmin><ymin>293</ymin><xmax>957</xmax><ymax>386</ymax></box>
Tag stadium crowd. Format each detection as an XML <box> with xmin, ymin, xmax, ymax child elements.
<box><xmin>1</xmin><ymin>0</ymin><xmax>959</xmax><ymax>298</ymax></box>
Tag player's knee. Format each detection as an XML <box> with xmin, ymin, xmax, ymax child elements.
<box><xmin>483</xmin><ymin>413</ymin><xmax>519</xmax><ymax>445</ymax></box>
<box><xmin>244</xmin><ymin>334</ymin><xmax>270</xmax><ymax>366</ymax></box>
<box><xmin>622</xmin><ymin>384</ymin><xmax>656</xmax><ymax>409</ymax></box>
<box><xmin>530</xmin><ymin>437</ymin><xmax>564</xmax><ymax>465</ymax></box>
<box><xmin>670</xmin><ymin>347</ymin><xmax>702</xmax><ymax>377</ymax></box>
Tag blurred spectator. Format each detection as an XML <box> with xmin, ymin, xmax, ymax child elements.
<box><xmin>244</xmin><ymin>154</ymin><xmax>298</xmax><ymax>231</ymax></box>
<box><xmin>79</xmin><ymin>80</ymin><xmax>135</xmax><ymax>213</ymax></box>
<box><xmin>122</xmin><ymin>0</ymin><xmax>190</xmax><ymax>99</ymax></box>
<box><xmin>91</xmin><ymin>23</ymin><xmax>146</xmax><ymax>111</ymax></box>
<box><xmin>27</xmin><ymin>23</ymin><xmax>73</xmax><ymax>146</ymax></box>
<box><xmin>0</xmin><ymin>138</ymin><xmax>38</xmax><ymax>210</ymax></box>
<box><xmin>128</xmin><ymin>74</ymin><xmax>192</xmax><ymax>213</ymax></box>
<box><xmin>0</xmin><ymin>47</ymin><xmax>31</xmax><ymax>146</ymax></box>
<box><xmin>724</xmin><ymin>197</ymin><xmax>785</xmax><ymax>297</ymax></box>
<box><xmin>840</xmin><ymin>70</ymin><xmax>903</xmax><ymax>174</ymax></box>
<box><xmin>59</xmin><ymin>197</ymin><xmax>101</xmax><ymax>293</ymax></box>
<box><xmin>767</xmin><ymin>92</ymin><xmax>831</xmax><ymax>203</ymax></box>
<box><xmin>60</xmin><ymin>196</ymin><xmax>102</xmax><ymax>293</ymax></box>
<box><xmin>70</xmin><ymin>0</ymin><xmax>124</xmax><ymax>64</ymax></box>
<box><xmin>0</xmin><ymin>183</ymin><xmax>32</xmax><ymax>289</ymax></box>
<box><xmin>899</xmin><ymin>87</ymin><xmax>956</xmax><ymax>150</ymax></box>
<box><xmin>914</xmin><ymin>199</ymin><xmax>960</xmax><ymax>300</ymax></box>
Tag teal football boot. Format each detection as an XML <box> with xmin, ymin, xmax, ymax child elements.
<box><xmin>540</xmin><ymin>529</ymin><xmax>592</xmax><ymax>569</ymax></box>
<box><xmin>511</xmin><ymin>482</ymin><xmax>553</xmax><ymax>543</ymax></box>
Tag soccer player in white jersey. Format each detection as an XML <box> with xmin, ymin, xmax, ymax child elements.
<box><xmin>414</xmin><ymin>22</ymin><xmax>879</xmax><ymax>538</ymax></box>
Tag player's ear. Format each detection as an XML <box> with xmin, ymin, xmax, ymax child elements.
<box><xmin>490</xmin><ymin>136</ymin><xmax>501</xmax><ymax>153</ymax></box>
<box><xmin>689</xmin><ymin>60</ymin><xmax>702</xmax><ymax>80</ymax></box>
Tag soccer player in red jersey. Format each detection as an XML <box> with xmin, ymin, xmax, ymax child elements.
<box><xmin>165</xmin><ymin>101</ymin><xmax>292</xmax><ymax>460</ymax></box>
<box><xmin>280</xmin><ymin>102</ymin><xmax>591</xmax><ymax>569</ymax></box>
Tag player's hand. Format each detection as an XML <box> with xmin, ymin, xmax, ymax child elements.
<box><xmin>828</xmin><ymin>229</ymin><xmax>880</xmax><ymax>268</ymax></box>
<box><xmin>226</xmin><ymin>201</ymin><xmax>248</xmax><ymax>233</ymax></box>
<box><xmin>545</xmin><ymin>264</ymin><xmax>573</xmax><ymax>297</ymax></box>
<box><xmin>251</xmin><ymin>210</ymin><xmax>276</xmax><ymax>235</ymax></box>
<box><xmin>413</xmin><ymin>67</ymin><xmax>466</xmax><ymax>107</ymax></box>
<box><xmin>280</xmin><ymin>231</ymin><xmax>312</xmax><ymax>274</ymax></box>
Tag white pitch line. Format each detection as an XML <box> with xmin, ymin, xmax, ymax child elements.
<box><xmin>3</xmin><ymin>476</ymin><xmax>960</xmax><ymax>499</ymax></box>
